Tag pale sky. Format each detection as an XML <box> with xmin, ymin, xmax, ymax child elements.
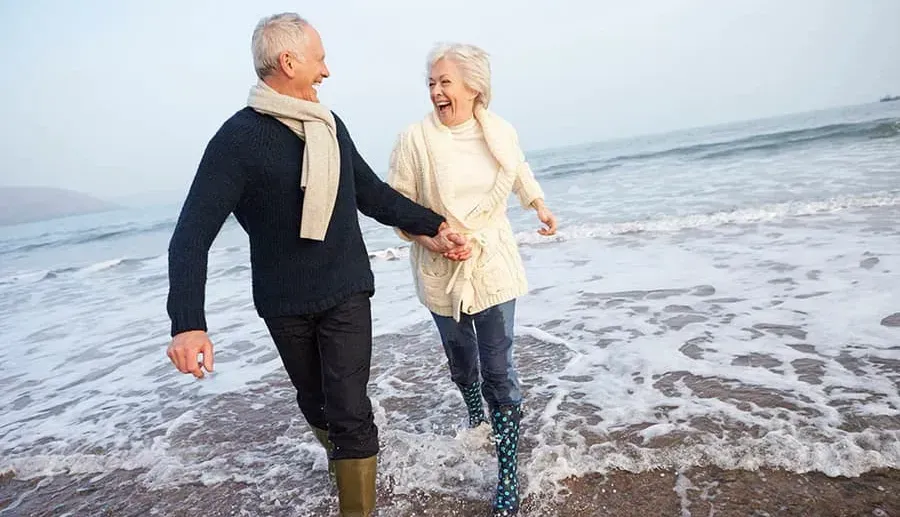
<box><xmin>1</xmin><ymin>0</ymin><xmax>898</xmax><ymax>203</ymax></box>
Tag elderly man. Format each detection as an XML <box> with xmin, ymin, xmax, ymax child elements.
<box><xmin>165</xmin><ymin>12</ymin><xmax>468</xmax><ymax>516</ymax></box>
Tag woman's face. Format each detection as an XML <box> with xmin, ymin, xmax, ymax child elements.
<box><xmin>429</xmin><ymin>58</ymin><xmax>478</xmax><ymax>127</ymax></box>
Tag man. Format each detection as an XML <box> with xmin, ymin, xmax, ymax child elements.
<box><xmin>165</xmin><ymin>12</ymin><xmax>469</xmax><ymax>516</ymax></box>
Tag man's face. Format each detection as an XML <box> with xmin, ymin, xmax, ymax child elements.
<box><xmin>284</xmin><ymin>26</ymin><xmax>330</xmax><ymax>102</ymax></box>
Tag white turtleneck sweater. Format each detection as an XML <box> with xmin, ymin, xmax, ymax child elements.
<box><xmin>445</xmin><ymin>117</ymin><xmax>500</xmax><ymax>213</ymax></box>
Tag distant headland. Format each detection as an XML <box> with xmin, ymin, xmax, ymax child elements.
<box><xmin>0</xmin><ymin>186</ymin><xmax>120</xmax><ymax>226</ymax></box>
<box><xmin>879</xmin><ymin>94</ymin><xmax>900</xmax><ymax>103</ymax></box>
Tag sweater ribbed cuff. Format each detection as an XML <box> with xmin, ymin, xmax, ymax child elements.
<box><xmin>402</xmin><ymin>211</ymin><xmax>444</xmax><ymax>238</ymax></box>
<box><xmin>170</xmin><ymin>311</ymin><xmax>208</xmax><ymax>337</ymax></box>
<box><xmin>422</xmin><ymin>212</ymin><xmax>445</xmax><ymax>237</ymax></box>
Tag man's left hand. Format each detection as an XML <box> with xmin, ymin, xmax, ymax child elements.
<box><xmin>414</xmin><ymin>223</ymin><xmax>472</xmax><ymax>261</ymax></box>
<box><xmin>435</xmin><ymin>224</ymin><xmax>472</xmax><ymax>261</ymax></box>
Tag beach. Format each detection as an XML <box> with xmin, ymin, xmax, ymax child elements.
<box><xmin>2</xmin><ymin>101</ymin><xmax>899</xmax><ymax>516</ymax></box>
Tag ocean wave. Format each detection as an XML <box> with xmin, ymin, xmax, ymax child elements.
<box><xmin>1</xmin><ymin>256</ymin><xmax>162</xmax><ymax>284</ymax></box>
<box><xmin>2</xmin><ymin>428</ymin><xmax>896</xmax><ymax>487</ymax></box>
<box><xmin>540</xmin><ymin>160</ymin><xmax>621</xmax><ymax>179</ymax></box>
<box><xmin>2</xmin><ymin>220</ymin><xmax>176</xmax><ymax>255</ymax></box>
<box><xmin>10</xmin><ymin>193</ymin><xmax>891</xmax><ymax>277</ymax></box>
<box><xmin>361</xmin><ymin>192</ymin><xmax>900</xmax><ymax>261</ymax></box>
<box><xmin>535</xmin><ymin>118</ymin><xmax>900</xmax><ymax>179</ymax></box>
<box><xmin>368</xmin><ymin>247</ymin><xmax>407</xmax><ymax>261</ymax></box>
<box><xmin>515</xmin><ymin>192</ymin><xmax>900</xmax><ymax>245</ymax></box>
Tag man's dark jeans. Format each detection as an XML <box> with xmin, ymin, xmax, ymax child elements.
<box><xmin>265</xmin><ymin>292</ymin><xmax>378</xmax><ymax>460</ymax></box>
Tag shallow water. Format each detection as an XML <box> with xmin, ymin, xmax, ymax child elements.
<box><xmin>2</xmin><ymin>102</ymin><xmax>899</xmax><ymax>515</ymax></box>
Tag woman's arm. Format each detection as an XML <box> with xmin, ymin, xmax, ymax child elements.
<box><xmin>385</xmin><ymin>132</ymin><xmax>421</xmax><ymax>242</ymax></box>
<box><xmin>512</xmin><ymin>162</ymin><xmax>545</xmax><ymax>210</ymax></box>
<box><xmin>509</xmin><ymin>128</ymin><xmax>557</xmax><ymax>235</ymax></box>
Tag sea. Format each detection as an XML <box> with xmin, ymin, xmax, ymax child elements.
<box><xmin>1</xmin><ymin>101</ymin><xmax>899</xmax><ymax>516</ymax></box>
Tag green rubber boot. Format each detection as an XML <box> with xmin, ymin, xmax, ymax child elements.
<box><xmin>334</xmin><ymin>456</ymin><xmax>377</xmax><ymax>516</ymax></box>
<box><xmin>310</xmin><ymin>425</ymin><xmax>336</xmax><ymax>480</ymax></box>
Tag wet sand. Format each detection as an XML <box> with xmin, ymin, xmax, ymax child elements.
<box><xmin>4</xmin><ymin>209</ymin><xmax>900</xmax><ymax>516</ymax></box>
<box><xmin>2</xmin><ymin>466</ymin><xmax>898</xmax><ymax>516</ymax></box>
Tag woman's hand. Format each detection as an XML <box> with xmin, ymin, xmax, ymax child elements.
<box><xmin>532</xmin><ymin>199</ymin><xmax>557</xmax><ymax>236</ymax></box>
<box><xmin>442</xmin><ymin>242</ymin><xmax>472</xmax><ymax>261</ymax></box>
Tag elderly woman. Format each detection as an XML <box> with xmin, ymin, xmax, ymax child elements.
<box><xmin>387</xmin><ymin>43</ymin><xmax>556</xmax><ymax>516</ymax></box>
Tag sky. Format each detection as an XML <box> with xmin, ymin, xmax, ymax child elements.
<box><xmin>0</xmin><ymin>0</ymin><xmax>898</xmax><ymax>204</ymax></box>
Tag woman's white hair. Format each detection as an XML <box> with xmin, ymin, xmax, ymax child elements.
<box><xmin>427</xmin><ymin>42</ymin><xmax>492</xmax><ymax>108</ymax></box>
<box><xmin>251</xmin><ymin>13</ymin><xmax>310</xmax><ymax>79</ymax></box>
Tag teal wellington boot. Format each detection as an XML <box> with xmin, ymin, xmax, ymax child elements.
<box><xmin>459</xmin><ymin>382</ymin><xmax>488</xmax><ymax>428</ymax></box>
<box><xmin>490</xmin><ymin>405</ymin><xmax>522</xmax><ymax>516</ymax></box>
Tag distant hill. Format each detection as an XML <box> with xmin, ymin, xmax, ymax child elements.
<box><xmin>110</xmin><ymin>189</ymin><xmax>184</xmax><ymax>208</ymax></box>
<box><xmin>0</xmin><ymin>187</ymin><xmax>120</xmax><ymax>226</ymax></box>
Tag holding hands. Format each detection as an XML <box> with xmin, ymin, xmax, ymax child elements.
<box><xmin>415</xmin><ymin>222</ymin><xmax>472</xmax><ymax>261</ymax></box>
<box><xmin>414</xmin><ymin>201</ymin><xmax>557</xmax><ymax>264</ymax></box>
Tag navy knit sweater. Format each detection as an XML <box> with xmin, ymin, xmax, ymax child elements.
<box><xmin>166</xmin><ymin>107</ymin><xmax>444</xmax><ymax>336</ymax></box>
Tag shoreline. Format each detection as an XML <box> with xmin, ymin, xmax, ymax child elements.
<box><xmin>2</xmin><ymin>466</ymin><xmax>897</xmax><ymax>516</ymax></box>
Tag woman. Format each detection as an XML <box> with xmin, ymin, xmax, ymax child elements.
<box><xmin>387</xmin><ymin>42</ymin><xmax>556</xmax><ymax>516</ymax></box>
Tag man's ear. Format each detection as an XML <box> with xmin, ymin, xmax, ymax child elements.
<box><xmin>279</xmin><ymin>52</ymin><xmax>295</xmax><ymax>79</ymax></box>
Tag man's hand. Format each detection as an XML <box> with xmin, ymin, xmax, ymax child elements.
<box><xmin>167</xmin><ymin>330</ymin><xmax>214</xmax><ymax>379</ymax></box>
<box><xmin>414</xmin><ymin>223</ymin><xmax>472</xmax><ymax>261</ymax></box>
<box><xmin>532</xmin><ymin>199</ymin><xmax>558</xmax><ymax>236</ymax></box>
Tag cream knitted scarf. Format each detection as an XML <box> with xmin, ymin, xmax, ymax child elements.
<box><xmin>247</xmin><ymin>80</ymin><xmax>340</xmax><ymax>241</ymax></box>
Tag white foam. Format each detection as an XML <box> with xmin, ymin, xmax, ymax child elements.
<box><xmin>674</xmin><ymin>472</ymin><xmax>695</xmax><ymax>517</ymax></box>
<box><xmin>2</xmin><ymin>204</ymin><xmax>899</xmax><ymax>513</ymax></box>
<box><xmin>80</xmin><ymin>258</ymin><xmax>127</xmax><ymax>274</ymax></box>
<box><xmin>368</xmin><ymin>247</ymin><xmax>408</xmax><ymax>261</ymax></box>
<box><xmin>359</xmin><ymin>192</ymin><xmax>900</xmax><ymax>263</ymax></box>
<box><xmin>514</xmin><ymin>191</ymin><xmax>900</xmax><ymax>244</ymax></box>
<box><xmin>368</xmin><ymin>204</ymin><xmax>899</xmax><ymax>496</ymax></box>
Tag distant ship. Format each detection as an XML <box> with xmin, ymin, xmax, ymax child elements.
<box><xmin>880</xmin><ymin>94</ymin><xmax>900</xmax><ymax>102</ymax></box>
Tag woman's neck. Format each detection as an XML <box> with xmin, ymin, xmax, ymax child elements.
<box><xmin>447</xmin><ymin>116</ymin><xmax>477</xmax><ymax>134</ymax></box>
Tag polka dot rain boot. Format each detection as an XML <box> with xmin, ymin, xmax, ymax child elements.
<box><xmin>490</xmin><ymin>404</ymin><xmax>522</xmax><ymax>516</ymax></box>
<box><xmin>459</xmin><ymin>382</ymin><xmax>488</xmax><ymax>428</ymax></box>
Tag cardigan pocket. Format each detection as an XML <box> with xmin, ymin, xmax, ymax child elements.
<box><xmin>418</xmin><ymin>271</ymin><xmax>450</xmax><ymax>301</ymax></box>
<box><xmin>416</xmin><ymin>246</ymin><xmax>453</xmax><ymax>302</ymax></box>
<box><xmin>473</xmin><ymin>239</ymin><xmax>516</xmax><ymax>296</ymax></box>
<box><xmin>419</xmin><ymin>247</ymin><xmax>452</xmax><ymax>278</ymax></box>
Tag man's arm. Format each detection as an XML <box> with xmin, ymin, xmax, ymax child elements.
<box><xmin>335</xmin><ymin>116</ymin><xmax>444</xmax><ymax>237</ymax></box>
<box><xmin>167</xmin><ymin>129</ymin><xmax>248</xmax><ymax>337</ymax></box>
<box><xmin>352</xmin><ymin>147</ymin><xmax>445</xmax><ymax>236</ymax></box>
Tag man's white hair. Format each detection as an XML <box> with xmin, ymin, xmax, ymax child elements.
<box><xmin>427</xmin><ymin>43</ymin><xmax>492</xmax><ymax>108</ymax></box>
<box><xmin>251</xmin><ymin>13</ymin><xmax>310</xmax><ymax>79</ymax></box>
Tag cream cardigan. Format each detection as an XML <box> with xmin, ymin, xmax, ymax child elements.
<box><xmin>387</xmin><ymin>106</ymin><xmax>545</xmax><ymax>320</ymax></box>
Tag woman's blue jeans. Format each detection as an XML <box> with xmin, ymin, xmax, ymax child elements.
<box><xmin>430</xmin><ymin>299</ymin><xmax>522</xmax><ymax>408</ymax></box>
